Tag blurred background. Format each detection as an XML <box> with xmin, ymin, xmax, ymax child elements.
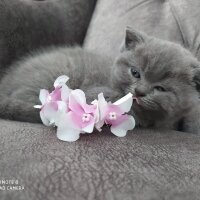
<box><xmin>1</xmin><ymin>0</ymin><xmax>200</xmax><ymax>74</ymax></box>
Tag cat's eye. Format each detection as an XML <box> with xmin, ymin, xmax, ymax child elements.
<box><xmin>154</xmin><ymin>86</ymin><xmax>166</xmax><ymax>92</ymax></box>
<box><xmin>131</xmin><ymin>68</ymin><xmax>140</xmax><ymax>78</ymax></box>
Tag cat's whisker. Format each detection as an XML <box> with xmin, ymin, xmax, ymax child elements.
<box><xmin>139</xmin><ymin>97</ymin><xmax>160</xmax><ymax>110</ymax></box>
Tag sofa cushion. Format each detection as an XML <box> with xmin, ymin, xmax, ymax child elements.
<box><xmin>84</xmin><ymin>0</ymin><xmax>200</xmax><ymax>59</ymax></box>
<box><xmin>0</xmin><ymin>0</ymin><xmax>96</xmax><ymax>73</ymax></box>
<box><xmin>0</xmin><ymin>119</ymin><xmax>200</xmax><ymax>200</ymax></box>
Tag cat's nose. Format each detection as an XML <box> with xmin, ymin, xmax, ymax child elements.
<box><xmin>135</xmin><ymin>88</ymin><xmax>146</xmax><ymax>97</ymax></box>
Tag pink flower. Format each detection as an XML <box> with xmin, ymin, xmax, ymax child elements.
<box><xmin>39</xmin><ymin>101</ymin><xmax>67</xmax><ymax>126</ymax></box>
<box><xmin>57</xmin><ymin>89</ymin><xmax>97</xmax><ymax>142</ymax></box>
<box><xmin>95</xmin><ymin>93</ymin><xmax>135</xmax><ymax>137</ymax></box>
<box><xmin>34</xmin><ymin>75</ymin><xmax>71</xmax><ymax>126</ymax></box>
<box><xmin>35</xmin><ymin>75</ymin><xmax>136</xmax><ymax>142</ymax></box>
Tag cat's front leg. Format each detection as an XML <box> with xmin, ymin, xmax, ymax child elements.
<box><xmin>0</xmin><ymin>93</ymin><xmax>41</xmax><ymax>123</ymax></box>
<box><xmin>182</xmin><ymin>104</ymin><xmax>200</xmax><ymax>134</ymax></box>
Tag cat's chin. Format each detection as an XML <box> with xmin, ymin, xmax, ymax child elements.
<box><xmin>132</xmin><ymin>99</ymin><xmax>168</xmax><ymax>128</ymax></box>
<box><xmin>133</xmin><ymin>97</ymin><xmax>145</xmax><ymax>109</ymax></box>
<box><xmin>132</xmin><ymin>101</ymin><xmax>145</xmax><ymax>115</ymax></box>
<box><xmin>132</xmin><ymin>100</ymin><xmax>147</xmax><ymax>121</ymax></box>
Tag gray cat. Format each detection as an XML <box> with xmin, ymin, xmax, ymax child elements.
<box><xmin>0</xmin><ymin>27</ymin><xmax>200</xmax><ymax>134</ymax></box>
<box><xmin>112</xmin><ymin>27</ymin><xmax>200</xmax><ymax>134</ymax></box>
<box><xmin>0</xmin><ymin>47</ymin><xmax>119</xmax><ymax>123</ymax></box>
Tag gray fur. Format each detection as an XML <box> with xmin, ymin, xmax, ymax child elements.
<box><xmin>1</xmin><ymin>28</ymin><xmax>200</xmax><ymax>134</ymax></box>
<box><xmin>0</xmin><ymin>46</ymin><xmax>119</xmax><ymax>123</ymax></box>
<box><xmin>112</xmin><ymin>27</ymin><xmax>200</xmax><ymax>133</ymax></box>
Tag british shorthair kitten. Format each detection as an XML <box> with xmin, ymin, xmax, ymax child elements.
<box><xmin>0</xmin><ymin>27</ymin><xmax>200</xmax><ymax>134</ymax></box>
<box><xmin>112</xmin><ymin>27</ymin><xmax>200</xmax><ymax>133</ymax></box>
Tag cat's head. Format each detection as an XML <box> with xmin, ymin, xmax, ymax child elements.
<box><xmin>112</xmin><ymin>27</ymin><xmax>200</xmax><ymax>127</ymax></box>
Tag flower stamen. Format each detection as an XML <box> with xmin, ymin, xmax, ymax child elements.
<box><xmin>82</xmin><ymin>113</ymin><xmax>91</xmax><ymax>122</ymax></box>
<box><xmin>109</xmin><ymin>112</ymin><xmax>117</xmax><ymax>120</ymax></box>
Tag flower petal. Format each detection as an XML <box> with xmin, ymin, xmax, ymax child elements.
<box><xmin>58</xmin><ymin>111</ymin><xmax>80</xmax><ymax>130</ymax></box>
<box><xmin>54</xmin><ymin>75</ymin><xmax>69</xmax><ymax>88</ymax></box>
<box><xmin>40</xmin><ymin>102</ymin><xmax>58</xmax><ymax>126</ymax></box>
<box><xmin>40</xmin><ymin>111</ymin><xmax>51</xmax><ymax>126</ymax></box>
<box><xmin>82</xmin><ymin>104</ymin><xmax>97</xmax><ymax>114</ymax></box>
<box><xmin>61</xmin><ymin>85</ymin><xmax>71</xmax><ymax>101</ymax></box>
<box><xmin>97</xmin><ymin>93</ymin><xmax>108</xmax><ymax>120</ymax></box>
<box><xmin>113</xmin><ymin>93</ymin><xmax>133</xmax><ymax>113</ymax></box>
<box><xmin>70</xmin><ymin>111</ymin><xmax>85</xmax><ymax>129</ymax></box>
<box><xmin>110</xmin><ymin>116</ymin><xmax>135</xmax><ymax>137</ymax></box>
<box><xmin>50</xmin><ymin>88</ymin><xmax>61</xmax><ymax>101</ymax></box>
<box><xmin>70</xmin><ymin>89</ymin><xmax>86</xmax><ymax>106</ymax></box>
<box><xmin>54</xmin><ymin>101</ymin><xmax>68</xmax><ymax>126</ymax></box>
<box><xmin>68</xmin><ymin>89</ymin><xmax>87</xmax><ymax>114</ymax></box>
<box><xmin>57</xmin><ymin>127</ymin><xmax>80</xmax><ymax>142</ymax></box>
<box><xmin>91</xmin><ymin>99</ymin><xmax>100</xmax><ymax>123</ymax></box>
<box><xmin>105</xmin><ymin>114</ymin><xmax>128</xmax><ymax>126</ymax></box>
<box><xmin>57</xmin><ymin>101</ymin><xmax>67</xmax><ymax>112</ymax></box>
<box><xmin>39</xmin><ymin>89</ymin><xmax>49</xmax><ymax>105</ymax></box>
<box><xmin>95</xmin><ymin>119</ymin><xmax>104</xmax><ymax>132</ymax></box>
<box><xmin>82</xmin><ymin>118</ymin><xmax>95</xmax><ymax>133</ymax></box>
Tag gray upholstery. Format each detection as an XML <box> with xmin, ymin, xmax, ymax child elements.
<box><xmin>0</xmin><ymin>119</ymin><xmax>200</xmax><ymax>200</ymax></box>
<box><xmin>1</xmin><ymin>0</ymin><xmax>200</xmax><ymax>199</ymax></box>
<box><xmin>84</xmin><ymin>0</ymin><xmax>200</xmax><ymax>59</ymax></box>
<box><xmin>0</xmin><ymin>0</ymin><xmax>96</xmax><ymax>73</ymax></box>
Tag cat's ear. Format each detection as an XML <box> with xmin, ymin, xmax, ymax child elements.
<box><xmin>121</xmin><ymin>27</ymin><xmax>147</xmax><ymax>52</ymax></box>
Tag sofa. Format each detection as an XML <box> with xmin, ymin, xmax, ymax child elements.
<box><xmin>1</xmin><ymin>0</ymin><xmax>200</xmax><ymax>199</ymax></box>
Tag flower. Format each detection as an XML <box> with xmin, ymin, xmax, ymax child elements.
<box><xmin>56</xmin><ymin>89</ymin><xmax>97</xmax><ymax>142</ymax></box>
<box><xmin>35</xmin><ymin>74</ymin><xmax>136</xmax><ymax>142</ymax></box>
<box><xmin>95</xmin><ymin>93</ymin><xmax>135</xmax><ymax>137</ymax></box>
<box><xmin>34</xmin><ymin>75</ymin><xmax>71</xmax><ymax>126</ymax></box>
